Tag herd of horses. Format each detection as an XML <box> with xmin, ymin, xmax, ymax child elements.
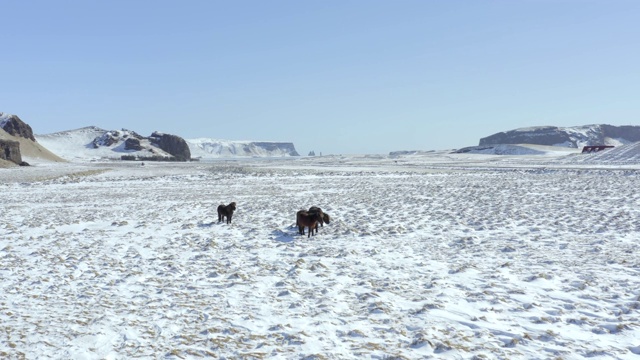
<box><xmin>217</xmin><ymin>202</ymin><xmax>331</xmax><ymax>238</ymax></box>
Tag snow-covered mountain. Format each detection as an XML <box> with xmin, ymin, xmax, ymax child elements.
<box><xmin>36</xmin><ymin>127</ymin><xmax>178</xmax><ymax>161</ymax></box>
<box><xmin>35</xmin><ymin>127</ymin><xmax>300</xmax><ymax>162</ymax></box>
<box><xmin>4</xmin><ymin>110</ymin><xmax>300</xmax><ymax>162</ymax></box>
<box><xmin>479</xmin><ymin>124</ymin><xmax>640</xmax><ymax>148</ymax></box>
<box><xmin>187</xmin><ymin>138</ymin><xmax>299</xmax><ymax>158</ymax></box>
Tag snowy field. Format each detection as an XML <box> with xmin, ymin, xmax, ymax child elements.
<box><xmin>1</xmin><ymin>153</ymin><xmax>640</xmax><ymax>359</ymax></box>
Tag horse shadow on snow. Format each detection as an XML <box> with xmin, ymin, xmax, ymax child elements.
<box><xmin>271</xmin><ymin>228</ymin><xmax>296</xmax><ymax>243</ymax></box>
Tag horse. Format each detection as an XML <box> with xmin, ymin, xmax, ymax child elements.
<box><xmin>304</xmin><ymin>207</ymin><xmax>324</xmax><ymax>235</ymax></box>
<box><xmin>217</xmin><ymin>202</ymin><xmax>236</xmax><ymax>224</ymax></box>
<box><xmin>308</xmin><ymin>206</ymin><xmax>331</xmax><ymax>235</ymax></box>
<box><xmin>296</xmin><ymin>210</ymin><xmax>324</xmax><ymax>238</ymax></box>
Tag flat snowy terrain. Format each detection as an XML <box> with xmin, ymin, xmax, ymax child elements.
<box><xmin>1</xmin><ymin>152</ymin><xmax>639</xmax><ymax>359</ymax></box>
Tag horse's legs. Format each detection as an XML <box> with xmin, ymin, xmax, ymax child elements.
<box><xmin>296</xmin><ymin>219</ymin><xmax>303</xmax><ymax>235</ymax></box>
<box><xmin>308</xmin><ymin>222</ymin><xmax>319</xmax><ymax>237</ymax></box>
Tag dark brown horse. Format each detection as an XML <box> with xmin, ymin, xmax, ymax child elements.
<box><xmin>217</xmin><ymin>202</ymin><xmax>236</xmax><ymax>224</ymax></box>
<box><xmin>296</xmin><ymin>210</ymin><xmax>324</xmax><ymax>238</ymax></box>
<box><xmin>308</xmin><ymin>206</ymin><xmax>331</xmax><ymax>235</ymax></box>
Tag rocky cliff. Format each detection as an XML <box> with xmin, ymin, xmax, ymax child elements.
<box><xmin>0</xmin><ymin>139</ymin><xmax>22</xmax><ymax>164</ymax></box>
<box><xmin>150</xmin><ymin>132</ymin><xmax>191</xmax><ymax>161</ymax></box>
<box><xmin>187</xmin><ymin>138</ymin><xmax>299</xmax><ymax>158</ymax></box>
<box><xmin>0</xmin><ymin>113</ymin><xmax>36</xmax><ymax>142</ymax></box>
<box><xmin>0</xmin><ymin>113</ymin><xmax>65</xmax><ymax>165</ymax></box>
<box><xmin>479</xmin><ymin>125</ymin><xmax>640</xmax><ymax>148</ymax></box>
<box><xmin>88</xmin><ymin>129</ymin><xmax>191</xmax><ymax>160</ymax></box>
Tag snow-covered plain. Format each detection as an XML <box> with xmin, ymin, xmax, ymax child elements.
<box><xmin>1</xmin><ymin>150</ymin><xmax>640</xmax><ymax>359</ymax></box>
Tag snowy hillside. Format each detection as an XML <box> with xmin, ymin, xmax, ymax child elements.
<box><xmin>453</xmin><ymin>144</ymin><xmax>581</xmax><ymax>156</ymax></box>
<box><xmin>480</xmin><ymin>124</ymin><xmax>640</xmax><ymax>148</ymax></box>
<box><xmin>36</xmin><ymin>127</ymin><xmax>173</xmax><ymax>161</ymax></box>
<box><xmin>35</xmin><ymin>127</ymin><xmax>300</xmax><ymax>161</ymax></box>
<box><xmin>443</xmin><ymin>142</ymin><xmax>640</xmax><ymax>168</ymax></box>
<box><xmin>560</xmin><ymin>141</ymin><xmax>640</xmax><ymax>165</ymax></box>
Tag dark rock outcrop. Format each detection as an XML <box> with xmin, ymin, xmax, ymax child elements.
<box><xmin>149</xmin><ymin>132</ymin><xmax>191</xmax><ymax>161</ymax></box>
<box><xmin>1</xmin><ymin>115</ymin><xmax>36</xmax><ymax>142</ymax></box>
<box><xmin>124</xmin><ymin>138</ymin><xmax>143</xmax><ymax>151</ymax></box>
<box><xmin>93</xmin><ymin>132</ymin><xmax>119</xmax><ymax>148</ymax></box>
<box><xmin>479</xmin><ymin>125</ymin><xmax>640</xmax><ymax>148</ymax></box>
<box><xmin>0</xmin><ymin>139</ymin><xmax>22</xmax><ymax>164</ymax></box>
<box><xmin>93</xmin><ymin>129</ymin><xmax>145</xmax><ymax>148</ymax></box>
<box><xmin>87</xmin><ymin>129</ymin><xmax>190</xmax><ymax>161</ymax></box>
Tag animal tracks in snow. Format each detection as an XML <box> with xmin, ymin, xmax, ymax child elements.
<box><xmin>1</xmin><ymin>157</ymin><xmax>639</xmax><ymax>358</ymax></box>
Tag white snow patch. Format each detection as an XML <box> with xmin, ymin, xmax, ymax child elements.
<box><xmin>0</xmin><ymin>112</ymin><xmax>15</xmax><ymax>127</ymax></box>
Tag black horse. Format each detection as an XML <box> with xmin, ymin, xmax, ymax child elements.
<box><xmin>217</xmin><ymin>202</ymin><xmax>236</xmax><ymax>224</ymax></box>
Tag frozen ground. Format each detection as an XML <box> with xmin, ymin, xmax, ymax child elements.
<box><xmin>1</xmin><ymin>153</ymin><xmax>639</xmax><ymax>359</ymax></box>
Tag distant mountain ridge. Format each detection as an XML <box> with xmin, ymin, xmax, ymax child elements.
<box><xmin>3</xmin><ymin>111</ymin><xmax>301</xmax><ymax>161</ymax></box>
<box><xmin>187</xmin><ymin>138</ymin><xmax>299</xmax><ymax>158</ymax></box>
<box><xmin>35</xmin><ymin>126</ymin><xmax>299</xmax><ymax>161</ymax></box>
<box><xmin>36</xmin><ymin>127</ymin><xmax>190</xmax><ymax>161</ymax></box>
<box><xmin>480</xmin><ymin>125</ymin><xmax>640</xmax><ymax>148</ymax></box>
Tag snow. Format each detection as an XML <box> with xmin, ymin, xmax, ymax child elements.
<box><xmin>187</xmin><ymin>138</ymin><xmax>298</xmax><ymax>158</ymax></box>
<box><xmin>513</xmin><ymin>126</ymin><xmax>556</xmax><ymax>132</ymax></box>
<box><xmin>560</xmin><ymin>141</ymin><xmax>640</xmax><ymax>165</ymax></box>
<box><xmin>0</xmin><ymin>112</ymin><xmax>14</xmax><ymax>127</ymax></box>
<box><xmin>507</xmin><ymin>125</ymin><xmax>629</xmax><ymax>148</ymax></box>
<box><xmin>456</xmin><ymin>144</ymin><xmax>581</xmax><ymax>156</ymax></box>
<box><xmin>35</xmin><ymin>128</ymin><xmax>298</xmax><ymax>161</ymax></box>
<box><xmin>1</xmin><ymin>150</ymin><xmax>639</xmax><ymax>359</ymax></box>
<box><xmin>35</xmin><ymin>127</ymin><xmax>172</xmax><ymax>161</ymax></box>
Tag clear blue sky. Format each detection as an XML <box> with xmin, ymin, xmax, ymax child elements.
<box><xmin>2</xmin><ymin>1</ymin><xmax>639</xmax><ymax>155</ymax></box>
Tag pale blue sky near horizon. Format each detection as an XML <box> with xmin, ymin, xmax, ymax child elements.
<box><xmin>2</xmin><ymin>1</ymin><xmax>639</xmax><ymax>155</ymax></box>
